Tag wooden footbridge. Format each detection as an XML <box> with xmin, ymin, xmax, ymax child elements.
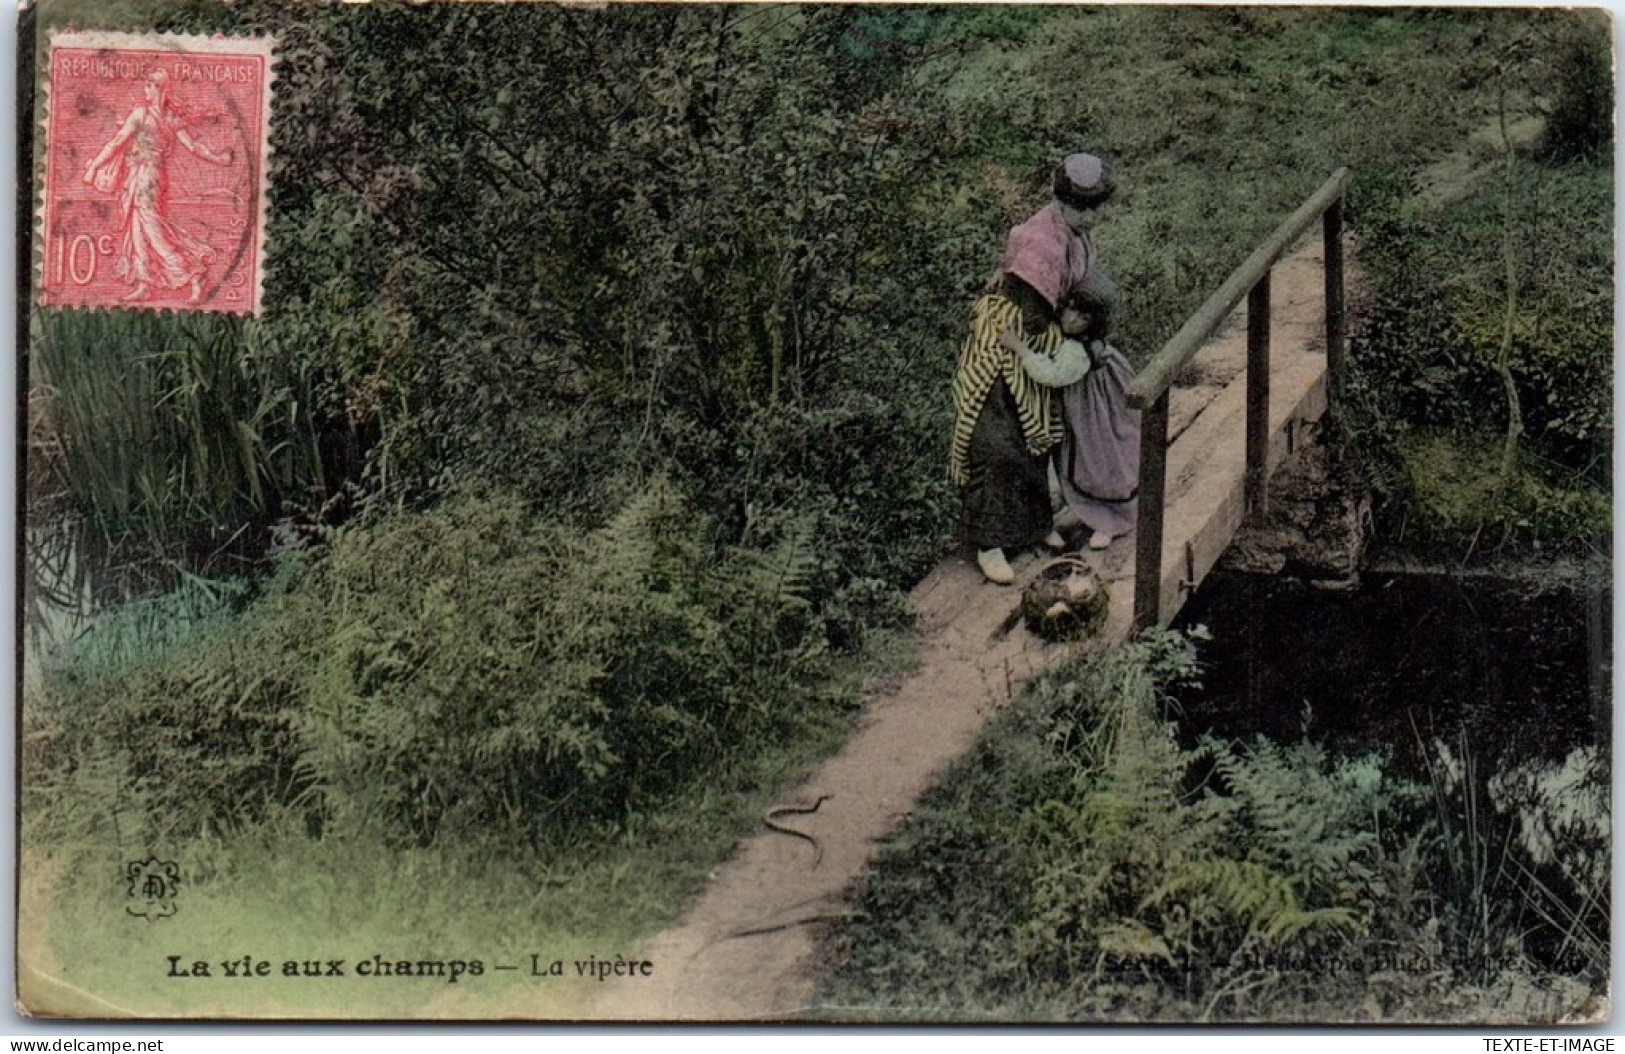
<box><xmin>582</xmin><ymin>170</ymin><xmax>1352</xmax><ymax>1021</ymax></box>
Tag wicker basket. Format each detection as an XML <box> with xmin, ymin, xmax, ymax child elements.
<box><xmin>1020</xmin><ymin>556</ymin><xmax>1109</xmax><ymax>642</ymax></box>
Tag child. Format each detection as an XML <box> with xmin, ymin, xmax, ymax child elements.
<box><xmin>1053</xmin><ymin>301</ymin><xmax>1141</xmax><ymax>551</ymax></box>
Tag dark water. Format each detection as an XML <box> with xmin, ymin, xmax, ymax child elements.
<box><xmin>1168</xmin><ymin>569</ymin><xmax>1610</xmax><ymax>773</ymax></box>
<box><xmin>1168</xmin><ymin>566</ymin><xmax>1611</xmax><ymax>975</ymax></box>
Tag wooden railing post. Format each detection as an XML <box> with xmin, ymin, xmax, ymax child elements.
<box><xmin>1245</xmin><ymin>274</ymin><xmax>1271</xmax><ymax>515</ymax></box>
<box><xmin>1132</xmin><ymin>389</ymin><xmax>1169</xmax><ymax>633</ymax></box>
<box><xmin>1125</xmin><ymin>169</ymin><xmax>1348</xmax><ymax>632</ymax></box>
<box><xmin>1323</xmin><ymin>195</ymin><xmax>1346</xmax><ymax>403</ymax></box>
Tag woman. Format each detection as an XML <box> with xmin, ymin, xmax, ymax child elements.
<box><xmin>1004</xmin><ymin>153</ymin><xmax>1140</xmax><ymax>554</ymax></box>
<box><xmin>951</xmin><ymin>154</ymin><xmax>1106</xmax><ymax>585</ymax></box>
<box><xmin>82</xmin><ymin>69</ymin><xmax>234</xmax><ymax>304</ymax></box>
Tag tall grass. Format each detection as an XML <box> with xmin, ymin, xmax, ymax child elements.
<box><xmin>29</xmin><ymin>309</ymin><xmax>328</xmax><ymax>607</ymax></box>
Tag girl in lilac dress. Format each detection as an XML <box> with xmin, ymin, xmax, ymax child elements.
<box><xmin>1009</xmin><ymin>154</ymin><xmax>1140</xmax><ymax>553</ymax></box>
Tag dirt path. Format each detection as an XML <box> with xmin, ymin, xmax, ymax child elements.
<box><xmin>581</xmin><ymin>231</ymin><xmax>1342</xmax><ymax>1022</ymax></box>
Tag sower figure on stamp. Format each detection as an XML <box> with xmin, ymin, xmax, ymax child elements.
<box><xmin>998</xmin><ymin>153</ymin><xmax>1142</xmax><ymax>556</ymax></box>
<box><xmin>82</xmin><ymin>68</ymin><xmax>235</xmax><ymax>305</ymax></box>
<box><xmin>950</xmin><ymin>158</ymin><xmax>1098</xmax><ymax>585</ymax></box>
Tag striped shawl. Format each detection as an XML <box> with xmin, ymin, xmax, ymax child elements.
<box><xmin>949</xmin><ymin>292</ymin><xmax>1067</xmax><ymax>487</ymax></box>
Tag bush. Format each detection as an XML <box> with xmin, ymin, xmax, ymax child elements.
<box><xmin>30</xmin><ymin>487</ymin><xmax>840</xmax><ymax>848</ymax></box>
<box><xmin>1539</xmin><ymin>17</ymin><xmax>1612</xmax><ymax>162</ymax></box>
<box><xmin>1004</xmin><ymin>635</ymin><xmax>1410</xmax><ymax>1006</ymax></box>
<box><xmin>28</xmin><ymin>607</ymin><xmax>304</xmax><ymax>847</ymax></box>
<box><xmin>1395</xmin><ymin>431</ymin><xmax>1611</xmax><ymax>545</ymax></box>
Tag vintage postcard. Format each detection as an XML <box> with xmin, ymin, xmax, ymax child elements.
<box><xmin>15</xmin><ymin>1</ymin><xmax>1612</xmax><ymax>1024</ymax></box>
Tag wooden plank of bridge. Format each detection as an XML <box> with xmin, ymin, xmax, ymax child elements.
<box><xmin>581</xmin><ymin>229</ymin><xmax>1338</xmax><ymax>1023</ymax></box>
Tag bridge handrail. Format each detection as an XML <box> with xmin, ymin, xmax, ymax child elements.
<box><xmin>1130</xmin><ymin>167</ymin><xmax>1349</xmax><ymax>632</ymax></box>
<box><xmin>1126</xmin><ymin>167</ymin><xmax>1349</xmax><ymax>410</ymax></box>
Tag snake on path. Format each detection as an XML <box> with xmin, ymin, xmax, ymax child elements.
<box><xmin>761</xmin><ymin>794</ymin><xmax>832</xmax><ymax>868</ymax></box>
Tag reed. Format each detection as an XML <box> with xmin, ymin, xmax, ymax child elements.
<box><xmin>30</xmin><ymin>307</ymin><xmax>327</xmax><ymax>605</ymax></box>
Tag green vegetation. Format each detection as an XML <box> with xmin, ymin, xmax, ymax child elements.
<box><xmin>33</xmin><ymin>487</ymin><xmax>854</xmax><ymax>848</ymax></box>
<box><xmin>25</xmin><ymin>665</ymin><xmax>871</xmax><ymax>1017</ymax></box>
<box><xmin>1341</xmin><ymin>13</ymin><xmax>1611</xmax><ymax>552</ymax></box>
<box><xmin>1392</xmin><ymin>431</ymin><xmax>1610</xmax><ymax>546</ymax></box>
<box><xmin>30</xmin><ymin>310</ymin><xmax>334</xmax><ymax>606</ymax></box>
<box><xmin>1348</xmin><ymin>157</ymin><xmax>1613</xmax><ymax>550</ymax></box>
<box><xmin>23</xmin><ymin>2</ymin><xmax>1610</xmax><ymax>1020</ymax></box>
<box><xmin>815</xmin><ymin>632</ymin><xmax>1604</xmax><ymax>1022</ymax></box>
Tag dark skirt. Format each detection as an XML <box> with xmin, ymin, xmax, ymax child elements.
<box><xmin>961</xmin><ymin>377</ymin><xmax>1052</xmax><ymax>552</ymax></box>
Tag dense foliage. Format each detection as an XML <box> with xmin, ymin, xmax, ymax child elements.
<box><xmin>31</xmin><ymin>3</ymin><xmax>1039</xmax><ymax>617</ymax></box>
<box><xmin>36</xmin><ymin>6</ymin><xmax>1611</xmax><ymax>585</ymax></box>
<box><xmin>29</xmin><ymin>6</ymin><xmax>1609</xmax><ymax>604</ymax></box>
<box><xmin>29</xmin><ymin>486</ymin><xmax>849</xmax><ymax>848</ymax></box>
<box><xmin>1346</xmin><ymin>160</ymin><xmax>1612</xmax><ymax>547</ymax></box>
<box><xmin>1339</xmin><ymin>14</ymin><xmax>1612</xmax><ymax>549</ymax></box>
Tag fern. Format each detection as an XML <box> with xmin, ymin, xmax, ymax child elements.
<box><xmin>1010</xmin><ymin>630</ymin><xmax>1406</xmax><ymax>999</ymax></box>
<box><xmin>731</xmin><ymin>522</ymin><xmax>818</xmax><ymax>614</ymax></box>
<box><xmin>1143</xmin><ymin>858</ymin><xmax>1359</xmax><ymax>942</ymax></box>
<box><xmin>1202</xmin><ymin>736</ymin><xmax>1411</xmax><ymax>902</ymax></box>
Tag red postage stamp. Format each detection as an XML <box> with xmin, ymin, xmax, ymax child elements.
<box><xmin>39</xmin><ymin>31</ymin><xmax>276</xmax><ymax>315</ymax></box>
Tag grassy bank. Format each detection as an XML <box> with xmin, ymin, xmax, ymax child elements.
<box><xmin>23</xmin><ymin>703</ymin><xmax>869</xmax><ymax>1018</ymax></box>
<box><xmin>23</xmin><ymin>491</ymin><xmax>908</xmax><ymax>1015</ymax></box>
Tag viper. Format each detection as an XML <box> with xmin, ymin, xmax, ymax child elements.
<box><xmin>761</xmin><ymin>794</ymin><xmax>832</xmax><ymax>868</ymax></box>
